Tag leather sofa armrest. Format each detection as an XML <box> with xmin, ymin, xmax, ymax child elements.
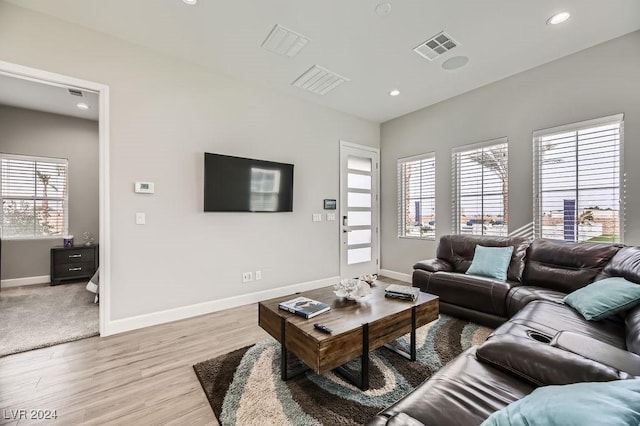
<box><xmin>413</xmin><ymin>258</ymin><xmax>453</xmax><ymax>273</ymax></box>
<box><xmin>551</xmin><ymin>331</ymin><xmax>640</xmax><ymax>376</ymax></box>
<box><xmin>476</xmin><ymin>334</ymin><xmax>630</xmax><ymax>386</ymax></box>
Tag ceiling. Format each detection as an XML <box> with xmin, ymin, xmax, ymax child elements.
<box><xmin>5</xmin><ymin>0</ymin><xmax>640</xmax><ymax>123</ymax></box>
<box><xmin>0</xmin><ymin>73</ymin><xmax>99</xmax><ymax>121</ymax></box>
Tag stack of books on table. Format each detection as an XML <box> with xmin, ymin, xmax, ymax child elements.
<box><xmin>385</xmin><ymin>284</ymin><xmax>420</xmax><ymax>302</ymax></box>
<box><xmin>278</xmin><ymin>296</ymin><xmax>331</xmax><ymax>319</ymax></box>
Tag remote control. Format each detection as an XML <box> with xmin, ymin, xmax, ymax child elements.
<box><xmin>314</xmin><ymin>323</ymin><xmax>332</xmax><ymax>334</ymax></box>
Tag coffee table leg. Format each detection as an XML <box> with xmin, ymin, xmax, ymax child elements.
<box><xmin>280</xmin><ymin>317</ymin><xmax>288</xmax><ymax>381</ymax></box>
<box><xmin>361</xmin><ymin>323</ymin><xmax>370</xmax><ymax>390</ymax></box>
<box><xmin>334</xmin><ymin>323</ymin><xmax>370</xmax><ymax>391</ymax></box>
<box><xmin>280</xmin><ymin>317</ymin><xmax>309</xmax><ymax>381</ymax></box>
<box><xmin>383</xmin><ymin>305</ymin><xmax>417</xmax><ymax>361</ymax></box>
<box><xmin>410</xmin><ymin>305</ymin><xmax>417</xmax><ymax>361</ymax></box>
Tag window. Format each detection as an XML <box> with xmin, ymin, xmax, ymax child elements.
<box><xmin>397</xmin><ymin>153</ymin><xmax>435</xmax><ymax>239</ymax></box>
<box><xmin>533</xmin><ymin>114</ymin><xmax>623</xmax><ymax>243</ymax></box>
<box><xmin>0</xmin><ymin>154</ymin><xmax>68</xmax><ymax>239</ymax></box>
<box><xmin>452</xmin><ymin>139</ymin><xmax>508</xmax><ymax>236</ymax></box>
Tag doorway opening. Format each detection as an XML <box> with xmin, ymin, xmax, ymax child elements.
<box><xmin>0</xmin><ymin>61</ymin><xmax>110</xmax><ymax>357</ymax></box>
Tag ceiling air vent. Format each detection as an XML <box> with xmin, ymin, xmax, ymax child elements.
<box><xmin>291</xmin><ymin>65</ymin><xmax>349</xmax><ymax>95</ymax></box>
<box><xmin>413</xmin><ymin>31</ymin><xmax>459</xmax><ymax>61</ymax></box>
<box><xmin>262</xmin><ymin>24</ymin><xmax>310</xmax><ymax>58</ymax></box>
<box><xmin>68</xmin><ymin>89</ymin><xmax>84</xmax><ymax>97</ymax></box>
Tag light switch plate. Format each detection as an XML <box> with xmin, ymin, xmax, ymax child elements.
<box><xmin>312</xmin><ymin>213</ymin><xmax>322</xmax><ymax>222</ymax></box>
<box><xmin>135</xmin><ymin>212</ymin><xmax>146</xmax><ymax>225</ymax></box>
<box><xmin>327</xmin><ymin>213</ymin><xmax>336</xmax><ymax>221</ymax></box>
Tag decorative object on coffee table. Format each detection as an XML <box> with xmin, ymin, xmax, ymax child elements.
<box><xmin>359</xmin><ymin>274</ymin><xmax>378</xmax><ymax>285</ymax></box>
<box><xmin>333</xmin><ymin>278</ymin><xmax>372</xmax><ymax>300</ymax></box>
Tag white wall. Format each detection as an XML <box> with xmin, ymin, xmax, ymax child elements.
<box><xmin>0</xmin><ymin>106</ymin><xmax>99</xmax><ymax>280</ymax></box>
<box><xmin>0</xmin><ymin>3</ymin><xmax>379</xmax><ymax>322</ymax></box>
<box><xmin>380</xmin><ymin>31</ymin><xmax>640</xmax><ymax>274</ymax></box>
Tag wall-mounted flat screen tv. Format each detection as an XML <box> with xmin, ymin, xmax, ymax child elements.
<box><xmin>204</xmin><ymin>153</ymin><xmax>294</xmax><ymax>212</ymax></box>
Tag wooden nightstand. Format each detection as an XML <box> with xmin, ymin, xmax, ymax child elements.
<box><xmin>50</xmin><ymin>245</ymin><xmax>99</xmax><ymax>285</ymax></box>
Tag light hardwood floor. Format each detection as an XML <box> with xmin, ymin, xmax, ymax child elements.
<box><xmin>1</xmin><ymin>302</ymin><xmax>269</xmax><ymax>425</ymax></box>
<box><xmin>0</xmin><ymin>277</ymin><xmax>405</xmax><ymax>425</ymax></box>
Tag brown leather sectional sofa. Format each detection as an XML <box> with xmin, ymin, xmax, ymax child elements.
<box><xmin>368</xmin><ymin>235</ymin><xmax>640</xmax><ymax>425</ymax></box>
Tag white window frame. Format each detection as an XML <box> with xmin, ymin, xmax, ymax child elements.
<box><xmin>533</xmin><ymin>113</ymin><xmax>624</xmax><ymax>243</ymax></box>
<box><xmin>452</xmin><ymin>138</ymin><xmax>508</xmax><ymax>236</ymax></box>
<box><xmin>0</xmin><ymin>153</ymin><xmax>69</xmax><ymax>240</ymax></box>
<box><xmin>397</xmin><ymin>152</ymin><xmax>436</xmax><ymax>240</ymax></box>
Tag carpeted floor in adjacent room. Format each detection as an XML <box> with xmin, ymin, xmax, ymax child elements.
<box><xmin>0</xmin><ymin>282</ymin><xmax>99</xmax><ymax>357</ymax></box>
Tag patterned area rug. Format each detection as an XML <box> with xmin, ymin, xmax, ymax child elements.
<box><xmin>193</xmin><ymin>314</ymin><xmax>492</xmax><ymax>425</ymax></box>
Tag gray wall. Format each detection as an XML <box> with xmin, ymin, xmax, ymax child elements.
<box><xmin>380</xmin><ymin>31</ymin><xmax>640</xmax><ymax>274</ymax></box>
<box><xmin>0</xmin><ymin>106</ymin><xmax>99</xmax><ymax>280</ymax></box>
<box><xmin>0</xmin><ymin>3</ymin><xmax>380</xmax><ymax>320</ymax></box>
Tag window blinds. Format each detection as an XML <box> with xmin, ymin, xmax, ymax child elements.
<box><xmin>397</xmin><ymin>153</ymin><xmax>435</xmax><ymax>239</ymax></box>
<box><xmin>0</xmin><ymin>154</ymin><xmax>68</xmax><ymax>239</ymax></box>
<box><xmin>452</xmin><ymin>139</ymin><xmax>508</xmax><ymax>236</ymax></box>
<box><xmin>533</xmin><ymin>114</ymin><xmax>623</xmax><ymax>243</ymax></box>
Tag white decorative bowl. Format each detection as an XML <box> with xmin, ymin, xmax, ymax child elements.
<box><xmin>334</xmin><ymin>279</ymin><xmax>372</xmax><ymax>300</ymax></box>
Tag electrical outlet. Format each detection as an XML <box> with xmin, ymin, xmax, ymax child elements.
<box><xmin>255</xmin><ymin>270</ymin><xmax>262</xmax><ymax>280</ymax></box>
<box><xmin>242</xmin><ymin>272</ymin><xmax>253</xmax><ymax>283</ymax></box>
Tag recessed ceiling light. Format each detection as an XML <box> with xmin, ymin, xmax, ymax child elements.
<box><xmin>182</xmin><ymin>0</ymin><xmax>197</xmax><ymax>5</ymax></box>
<box><xmin>389</xmin><ymin>89</ymin><xmax>400</xmax><ymax>97</ymax></box>
<box><xmin>442</xmin><ymin>56</ymin><xmax>469</xmax><ymax>70</ymax></box>
<box><xmin>547</xmin><ymin>11</ymin><xmax>570</xmax><ymax>25</ymax></box>
<box><xmin>77</xmin><ymin>103</ymin><xmax>90</xmax><ymax>110</ymax></box>
<box><xmin>375</xmin><ymin>3</ymin><xmax>392</xmax><ymax>16</ymax></box>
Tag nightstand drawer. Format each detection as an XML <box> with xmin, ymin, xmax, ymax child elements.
<box><xmin>54</xmin><ymin>261</ymin><xmax>95</xmax><ymax>279</ymax></box>
<box><xmin>53</xmin><ymin>248</ymin><xmax>96</xmax><ymax>264</ymax></box>
<box><xmin>50</xmin><ymin>244</ymin><xmax>99</xmax><ymax>285</ymax></box>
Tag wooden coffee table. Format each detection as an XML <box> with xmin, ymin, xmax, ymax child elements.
<box><xmin>258</xmin><ymin>283</ymin><xmax>439</xmax><ymax>390</ymax></box>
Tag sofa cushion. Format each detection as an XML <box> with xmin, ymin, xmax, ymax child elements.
<box><xmin>522</xmin><ymin>238</ymin><xmax>622</xmax><ymax>293</ymax></box>
<box><xmin>506</xmin><ymin>286</ymin><xmax>566</xmax><ymax>317</ymax></box>
<box><xmin>467</xmin><ymin>245</ymin><xmax>514</xmax><ymax>281</ymax></box>
<box><xmin>481</xmin><ymin>379</ymin><xmax>640</xmax><ymax>426</ymax></box>
<box><xmin>598</xmin><ymin>246</ymin><xmax>640</xmax><ymax>283</ymax></box>
<box><xmin>423</xmin><ymin>271</ymin><xmax>517</xmax><ymax>317</ymax></box>
<box><xmin>626</xmin><ymin>305</ymin><xmax>640</xmax><ymax>356</ymax></box>
<box><xmin>436</xmin><ymin>235</ymin><xmax>531</xmax><ymax>282</ymax></box>
<box><xmin>564</xmin><ymin>277</ymin><xmax>640</xmax><ymax>321</ymax></box>
<box><xmin>476</xmin><ymin>334</ymin><xmax>630</xmax><ymax>387</ymax></box>
<box><xmin>505</xmin><ymin>300</ymin><xmax>626</xmax><ymax>349</ymax></box>
<box><xmin>367</xmin><ymin>347</ymin><xmax>535</xmax><ymax>426</ymax></box>
<box><xmin>413</xmin><ymin>258</ymin><xmax>453</xmax><ymax>273</ymax></box>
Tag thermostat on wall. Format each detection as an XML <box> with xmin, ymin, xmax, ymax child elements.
<box><xmin>135</xmin><ymin>181</ymin><xmax>155</xmax><ymax>194</ymax></box>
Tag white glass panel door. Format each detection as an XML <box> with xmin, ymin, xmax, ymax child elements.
<box><xmin>340</xmin><ymin>142</ymin><xmax>379</xmax><ymax>279</ymax></box>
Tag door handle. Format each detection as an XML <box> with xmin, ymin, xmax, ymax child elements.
<box><xmin>342</xmin><ymin>216</ymin><xmax>348</xmax><ymax>226</ymax></box>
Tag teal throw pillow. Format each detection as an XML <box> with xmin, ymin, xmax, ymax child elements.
<box><xmin>564</xmin><ymin>277</ymin><xmax>640</xmax><ymax>321</ymax></box>
<box><xmin>466</xmin><ymin>245</ymin><xmax>514</xmax><ymax>282</ymax></box>
<box><xmin>481</xmin><ymin>379</ymin><xmax>640</xmax><ymax>426</ymax></box>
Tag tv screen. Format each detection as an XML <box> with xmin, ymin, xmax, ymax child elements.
<box><xmin>204</xmin><ymin>153</ymin><xmax>294</xmax><ymax>212</ymax></box>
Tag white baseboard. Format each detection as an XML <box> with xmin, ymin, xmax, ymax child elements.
<box><xmin>379</xmin><ymin>269</ymin><xmax>411</xmax><ymax>283</ymax></box>
<box><xmin>1</xmin><ymin>275</ymin><xmax>50</xmax><ymax>288</ymax></box>
<box><xmin>104</xmin><ymin>276</ymin><xmax>340</xmax><ymax>336</ymax></box>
